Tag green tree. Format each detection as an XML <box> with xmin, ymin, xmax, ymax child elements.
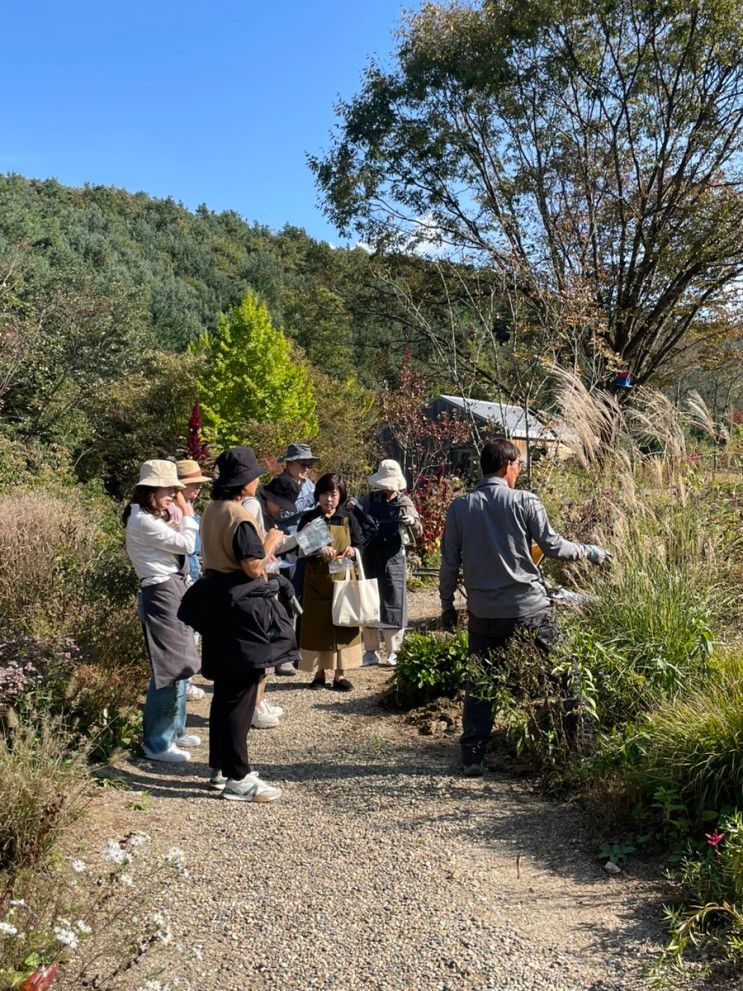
<box><xmin>193</xmin><ymin>292</ymin><xmax>317</xmax><ymax>447</ymax></box>
<box><xmin>311</xmin><ymin>0</ymin><xmax>743</xmax><ymax>386</ymax></box>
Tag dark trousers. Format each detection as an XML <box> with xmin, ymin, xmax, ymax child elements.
<box><xmin>461</xmin><ymin>609</ymin><xmax>559</xmax><ymax>766</ymax></box>
<box><xmin>209</xmin><ymin>671</ymin><xmax>264</xmax><ymax>780</ymax></box>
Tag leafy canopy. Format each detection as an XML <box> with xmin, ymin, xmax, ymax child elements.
<box><xmin>312</xmin><ymin>0</ymin><xmax>743</xmax><ymax>384</ymax></box>
<box><xmin>193</xmin><ymin>292</ymin><xmax>317</xmax><ymax>448</ymax></box>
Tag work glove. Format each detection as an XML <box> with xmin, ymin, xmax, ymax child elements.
<box><xmin>400</xmin><ymin>515</ymin><xmax>416</xmax><ymax>526</ymax></box>
<box><xmin>585</xmin><ymin>545</ymin><xmax>612</xmax><ymax>567</ymax></box>
<box><xmin>441</xmin><ymin>606</ymin><xmax>458</xmax><ymax>632</ymax></box>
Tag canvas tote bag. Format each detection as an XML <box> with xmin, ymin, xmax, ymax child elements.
<box><xmin>331</xmin><ymin>553</ymin><xmax>381</xmax><ymax>627</ymax></box>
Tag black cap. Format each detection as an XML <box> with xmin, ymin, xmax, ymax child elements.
<box><xmin>213</xmin><ymin>447</ymin><xmax>265</xmax><ymax>492</ymax></box>
<box><xmin>259</xmin><ymin>474</ymin><xmax>300</xmax><ymax>514</ymax></box>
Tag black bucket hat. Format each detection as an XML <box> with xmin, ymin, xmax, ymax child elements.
<box><xmin>259</xmin><ymin>474</ymin><xmax>300</xmax><ymax>514</ymax></box>
<box><xmin>213</xmin><ymin>446</ymin><xmax>265</xmax><ymax>492</ymax></box>
<box><xmin>277</xmin><ymin>442</ymin><xmax>319</xmax><ymax>463</ymax></box>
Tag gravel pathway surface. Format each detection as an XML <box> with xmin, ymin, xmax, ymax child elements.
<box><xmin>92</xmin><ymin>662</ymin><xmax>667</xmax><ymax>991</ymax></box>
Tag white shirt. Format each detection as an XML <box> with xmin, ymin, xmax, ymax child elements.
<box><xmin>125</xmin><ymin>504</ymin><xmax>199</xmax><ymax>586</ymax></box>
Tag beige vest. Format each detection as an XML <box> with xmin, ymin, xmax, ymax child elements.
<box><xmin>200</xmin><ymin>499</ymin><xmax>261</xmax><ymax>573</ymax></box>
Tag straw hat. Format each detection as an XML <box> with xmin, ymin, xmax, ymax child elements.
<box><xmin>137</xmin><ymin>460</ymin><xmax>185</xmax><ymax>489</ymax></box>
<box><xmin>367</xmin><ymin>459</ymin><xmax>407</xmax><ymax>492</ymax></box>
<box><xmin>176</xmin><ymin>459</ymin><xmax>211</xmax><ymax>484</ymax></box>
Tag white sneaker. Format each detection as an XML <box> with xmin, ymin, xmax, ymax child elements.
<box><xmin>385</xmin><ymin>652</ymin><xmax>398</xmax><ymax>668</ymax></box>
<box><xmin>251</xmin><ymin>700</ymin><xmax>279</xmax><ymax>729</ymax></box>
<box><xmin>362</xmin><ymin>650</ymin><xmax>381</xmax><ymax>667</ymax></box>
<box><xmin>175</xmin><ymin>733</ymin><xmax>201</xmax><ymax>748</ymax></box>
<box><xmin>265</xmin><ymin>699</ymin><xmax>284</xmax><ymax>717</ymax></box>
<box><xmin>222</xmin><ymin>772</ymin><xmax>281</xmax><ymax>803</ymax></box>
<box><xmin>185</xmin><ymin>684</ymin><xmax>205</xmax><ymax>701</ymax></box>
<box><xmin>143</xmin><ymin>744</ymin><xmax>191</xmax><ymax>763</ymax></box>
<box><xmin>208</xmin><ymin>768</ymin><xmax>227</xmax><ymax>790</ymax></box>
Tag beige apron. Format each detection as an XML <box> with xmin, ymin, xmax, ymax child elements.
<box><xmin>299</xmin><ymin>518</ymin><xmax>362</xmax><ymax>672</ymax></box>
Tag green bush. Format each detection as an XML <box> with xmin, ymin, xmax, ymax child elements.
<box><xmin>384</xmin><ymin>631</ymin><xmax>468</xmax><ymax>707</ymax></box>
<box><xmin>597</xmin><ymin>650</ymin><xmax>743</xmax><ymax>819</ymax></box>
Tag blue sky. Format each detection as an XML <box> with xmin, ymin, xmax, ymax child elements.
<box><xmin>1</xmin><ymin>1</ymin><xmax>417</xmax><ymax>243</ymax></box>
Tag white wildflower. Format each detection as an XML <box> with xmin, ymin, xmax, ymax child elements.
<box><xmin>130</xmin><ymin>832</ymin><xmax>151</xmax><ymax>848</ymax></box>
<box><xmin>104</xmin><ymin>840</ymin><xmax>132</xmax><ymax>865</ymax></box>
<box><xmin>119</xmin><ymin>872</ymin><xmax>134</xmax><ymax>887</ymax></box>
<box><xmin>0</xmin><ymin>921</ymin><xmax>19</xmax><ymax>936</ymax></box>
<box><xmin>151</xmin><ymin>911</ymin><xmax>172</xmax><ymax>945</ymax></box>
<box><xmin>71</xmin><ymin>858</ymin><xmax>87</xmax><ymax>873</ymax></box>
<box><xmin>9</xmin><ymin>899</ymin><xmax>26</xmax><ymax>908</ymax></box>
<box><xmin>165</xmin><ymin>847</ymin><xmax>186</xmax><ymax>867</ymax></box>
<box><xmin>76</xmin><ymin>919</ymin><xmax>92</xmax><ymax>934</ymax></box>
<box><xmin>53</xmin><ymin>923</ymin><xmax>80</xmax><ymax>950</ymax></box>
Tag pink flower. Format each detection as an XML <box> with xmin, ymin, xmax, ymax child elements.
<box><xmin>705</xmin><ymin>829</ymin><xmax>725</xmax><ymax>850</ymax></box>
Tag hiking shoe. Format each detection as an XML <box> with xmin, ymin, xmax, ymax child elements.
<box><xmin>175</xmin><ymin>733</ymin><xmax>201</xmax><ymax>748</ymax></box>
<box><xmin>362</xmin><ymin>650</ymin><xmax>381</xmax><ymax>667</ymax></box>
<box><xmin>331</xmin><ymin>677</ymin><xmax>353</xmax><ymax>692</ymax></box>
<box><xmin>185</xmin><ymin>684</ymin><xmax>205</xmax><ymax>700</ymax></box>
<box><xmin>274</xmin><ymin>662</ymin><xmax>297</xmax><ymax>676</ymax></box>
<box><xmin>208</xmin><ymin>768</ymin><xmax>227</xmax><ymax>790</ymax></box>
<box><xmin>265</xmin><ymin>699</ymin><xmax>284</xmax><ymax>717</ymax></box>
<box><xmin>251</xmin><ymin>700</ymin><xmax>279</xmax><ymax>729</ymax></box>
<box><xmin>308</xmin><ymin>674</ymin><xmax>327</xmax><ymax>689</ymax></box>
<box><xmin>385</xmin><ymin>652</ymin><xmax>398</xmax><ymax>668</ymax></box>
<box><xmin>143</xmin><ymin>744</ymin><xmax>191</xmax><ymax>763</ymax></box>
<box><xmin>462</xmin><ymin>763</ymin><xmax>485</xmax><ymax>778</ymax></box>
<box><xmin>222</xmin><ymin>772</ymin><xmax>281</xmax><ymax>803</ymax></box>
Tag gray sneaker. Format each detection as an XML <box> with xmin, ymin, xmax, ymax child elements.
<box><xmin>222</xmin><ymin>772</ymin><xmax>281</xmax><ymax>803</ymax></box>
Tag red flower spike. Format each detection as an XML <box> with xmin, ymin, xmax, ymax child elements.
<box><xmin>19</xmin><ymin>963</ymin><xmax>59</xmax><ymax>991</ymax></box>
<box><xmin>705</xmin><ymin>829</ymin><xmax>725</xmax><ymax>850</ymax></box>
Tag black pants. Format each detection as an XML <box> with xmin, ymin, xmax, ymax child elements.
<box><xmin>461</xmin><ymin>609</ymin><xmax>559</xmax><ymax>767</ymax></box>
<box><xmin>209</xmin><ymin>670</ymin><xmax>264</xmax><ymax>780</ymax></box>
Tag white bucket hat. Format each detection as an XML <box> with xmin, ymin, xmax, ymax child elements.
<box><xmin>137</xmin><ymin>459</ymin><xmax>185</xmax><ymax>489</ymax></box>
<box><xmin>367</xmin><ymin>459</ymin><xmax>407</xmax><ymax>492</ymax></box>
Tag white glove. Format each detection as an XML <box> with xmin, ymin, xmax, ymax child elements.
<box><xmin>400</xmin><ymin>515</ymin><xmax>416</xmax><ymax>526</ymax></box>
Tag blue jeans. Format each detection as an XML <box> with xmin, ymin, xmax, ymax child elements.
<box><xmin>143</xmin><ymin>677</ymin><xmax>187</xmax><ymax>754</ymax></box>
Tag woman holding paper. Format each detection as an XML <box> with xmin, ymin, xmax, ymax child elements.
<box><xmin>296</xmin><ymin>472</ymin><xmax>371</xmax><ymax>691</ymax></box>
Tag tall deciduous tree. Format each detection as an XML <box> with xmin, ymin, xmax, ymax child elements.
<box><xmin>192</xmin><ymin>292</ymin><xmax>317</xmax><ymax>447</ymax></box>
<box><xmin>311</xmin><ymin>0</ymin><xmax>743</xmax><ymax>385</ymax></box>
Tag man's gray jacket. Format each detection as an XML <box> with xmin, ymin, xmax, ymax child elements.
<box><xmin>439</xmin><ymin>476</ymin><xmax>590</xmax><ymax>619</ymax></box>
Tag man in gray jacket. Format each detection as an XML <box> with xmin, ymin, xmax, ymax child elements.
<box><xmin>439</xmin><ymin>438</ymin><xmax>610</xmax><ymax>775</ymax></box>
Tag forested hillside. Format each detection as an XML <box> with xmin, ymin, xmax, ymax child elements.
<box><xmin>0</xmin><ymin>173</ymin><xmax>428</xmax><ymax>384</ymax></box>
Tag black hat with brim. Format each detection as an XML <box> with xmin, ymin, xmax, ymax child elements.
<box><xmin>213</xmin><ymin>446</ymin><xmax>265</xmax><ymax>491</ymax></box>
<box><xmin>259</xmin><ymin>474</ymin><xmax>300</xmax><ymax>514</ymax></box>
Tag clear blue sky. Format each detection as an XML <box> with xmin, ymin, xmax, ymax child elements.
<box><xmin>1</xmin><ymin>1</ymin><xmax>417</xmax><ymax>242</ymax></box>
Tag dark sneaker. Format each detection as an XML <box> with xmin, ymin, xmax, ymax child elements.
<box><xmin>463</xmin><ymin>763</ymin><xmax>485</xmax><ymax>778</ymax></box>
<box><xmin>331</xmin><ymin>678</ymin><xmax>353</xmax><ymax>692</ymax></box>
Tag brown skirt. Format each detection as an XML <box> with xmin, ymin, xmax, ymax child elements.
<box><xmin>299</xmin><ymin>643</ymin><xmax>362</xmax><ymax>673</ymax></box>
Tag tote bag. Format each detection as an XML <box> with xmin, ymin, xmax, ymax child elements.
<box><xmin>331</xmin><ymin>553</ymin><xmax>381</xmax><ymax>627</ymax></box>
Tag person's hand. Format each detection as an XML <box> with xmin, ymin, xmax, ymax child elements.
<box><xmin>585</xmin><ymin>545</ymin><xmax>612</xmax><ymax>567</ymax></box>
<box><xmin>319</xmin><ymin>545</ymin><xmax>336</xmax><ymax>561</ymax></box>
<box><xmin>264</xmin><ymin>528</ymin><xmax>284</xmax><ymax>555</ymax></box>
<box><xmin>341</xmin><ymin>546</ymin><xmax>356</xmax><ymax>559</ymax></box>
<box><xmin>174</xmin><ymin>490</ymin><xmax>193</xmax><ymax>516</ymax></box>
<box><xmin>345</xmin><ymin>499</ymin><xmax>358</xmax><ymax>511</ymax></box>
<box><xmin>441</xmin><ymin>606</ymin><xmax>458</xmax><ymax>632</ymax></box>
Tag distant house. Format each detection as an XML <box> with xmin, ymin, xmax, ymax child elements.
<box><xmin>423</xmin><ymin>394</ymin><xmax>567</xmax><ymax>473</ymax></box>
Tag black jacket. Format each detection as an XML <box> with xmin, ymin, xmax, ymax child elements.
<box><xmin>178</xmin><ymin>571</ymin><xmax>298</xmax><ymax>679</ymax></box>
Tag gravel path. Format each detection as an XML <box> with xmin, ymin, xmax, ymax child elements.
<box><xmin>91</xmin><ymin>662</ymin><xmax>668</xmax><ymax>991</ymax></box>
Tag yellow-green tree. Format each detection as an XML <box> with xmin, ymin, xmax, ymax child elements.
<box><xmin>193</xmin><ymin>292</ymin><xmax>317</xmax><ymax>447</ymax></box>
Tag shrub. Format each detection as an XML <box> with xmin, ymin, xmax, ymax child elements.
<box><xmin>0</xmin><ymin>720</ymin><xmax>88</xmax><ymax>877</ymax></box>
<box><xmin>661</xmin><ymin>811</ymin><xmax>743</xmax><ymax>969</ymax></box>
<box><xmin>599</xmin><ymin>650</ymin><xmax>743</xmax><ymax>819</ymax></box>
<box><xmin>414</xmin><ymin>472</ymin><xmax>464</xmax><ymax>561</ymax></box>
<box><xmin>385</xmin><ymin>631</ymin><xmax>468</xmax><ymax>707</ymax></box>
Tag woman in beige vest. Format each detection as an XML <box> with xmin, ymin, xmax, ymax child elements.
<box><xmin>198</xmin><ymin>447</ymin><xmax>288</xmax><ymax>802</ymax></box>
